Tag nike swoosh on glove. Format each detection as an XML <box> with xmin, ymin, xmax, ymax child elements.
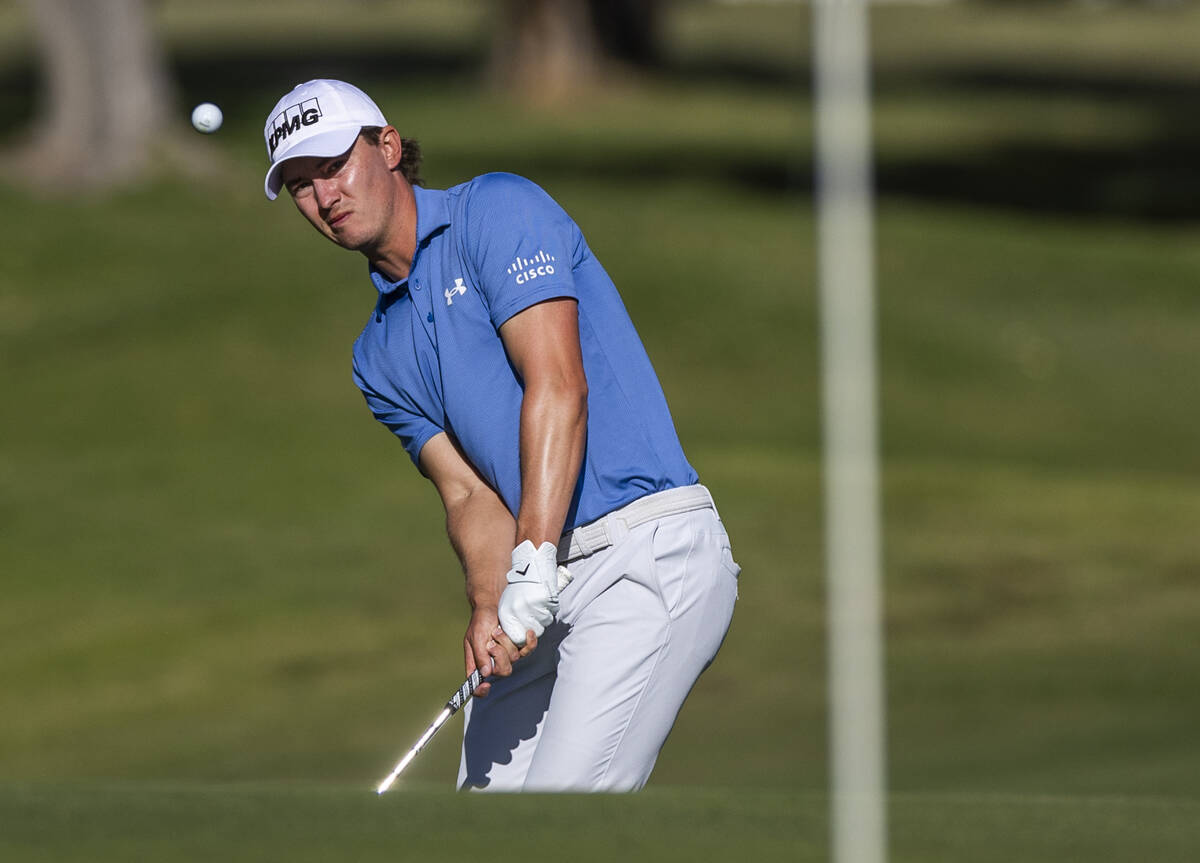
<box><xmin>498</xmin><ymin>540</ymin><xmax>574</xmax><ymax>646</ymax></box>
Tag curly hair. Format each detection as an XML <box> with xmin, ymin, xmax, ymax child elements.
<box><xmin>360</xmin><ymin>126</ymin><xmax>423</xmax><ymax>186</ymax></box>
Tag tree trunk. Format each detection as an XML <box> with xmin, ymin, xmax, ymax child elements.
<box><xmin>490</xmin><ymin>0</ymin><xmax>602</xmax><ymax>104</ymax></box>
<box><xmin>489</xmin><ymin>0</ymin><xmax>665</xmax><ymax>102</ymax></box>
<box><xmin>16</xmin><ymin>0</ymin><xmax>177</xmax><ymax>189</ymax></box>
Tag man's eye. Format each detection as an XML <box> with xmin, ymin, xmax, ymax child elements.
<box><xmin>290</xmin><ymin>180</ymin><xmax>313</xmax><ymax>196</ymax></box>
<box><xmin>327</xmin><ymin>159</ymin><xmax>346</xmax><ymax>174</ymax></box>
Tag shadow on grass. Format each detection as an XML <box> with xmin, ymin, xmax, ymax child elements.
<box><xmin>874</xmin><ymin>65</ymin><xmax>1200</xmax><ymax>221</ymax></box>
<box><xmin>4</xmin><ymin>44</ymin><xmax>1200</xmax><ymax>216</ymax></box>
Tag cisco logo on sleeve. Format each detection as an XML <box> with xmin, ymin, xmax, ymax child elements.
<box><xmin>506</xmin><ymin>251</ymin><xmax>557</xmax><ymax>285</ymax></box>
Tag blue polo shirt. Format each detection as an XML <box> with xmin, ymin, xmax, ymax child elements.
<box><xmin>351</xmin><ymin>173</ymin><xmax>697</xmax><ymax>530</ymax></box>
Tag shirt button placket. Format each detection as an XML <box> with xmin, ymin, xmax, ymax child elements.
<box><xmin>414</xmin><ymin>279</ymin><xmax>428</xmax><ymax>319</ymax></box>
<box><xmin>412</xmin><ymin>277</ymin><xmax>436</xmax><ymax>340</ymax></box>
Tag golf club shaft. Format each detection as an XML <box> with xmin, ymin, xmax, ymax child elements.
<box><xmin>376</xmin><ymin>668</ymin><xmax>484</xmax><ymax>794</ymax></box>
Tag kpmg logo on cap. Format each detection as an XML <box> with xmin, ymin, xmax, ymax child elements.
<box><xmin>268</xmin><ymin>98</ymin><xmax>323</xmax><ymax>156</ymax></box>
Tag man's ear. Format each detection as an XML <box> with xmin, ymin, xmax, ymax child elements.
<box><xmin>378</xmin><ymin>126</ymin><xmax>404</xmax><ymax>171</ymax></box>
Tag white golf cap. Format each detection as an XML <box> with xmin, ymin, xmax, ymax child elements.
<box><xmin>262</xmin><ymin>79</ymin><xmax>387</xmax><ymax>200</ymax></box>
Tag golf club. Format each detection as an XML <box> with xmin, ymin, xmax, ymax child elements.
<box><xmin>376</xmin><ymin>668</ymin><xmax>484</xmax><ymax>794</ymax></box>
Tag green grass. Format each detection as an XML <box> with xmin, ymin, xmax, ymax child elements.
<box><xmin>3</xmin><ymin>0</ymin><xmax>1200</xmax><ymax>858</ymax></box>
<box><xmin>1</xmin><ymin>784</ymin><xmax>1196</xmax><ymax>863</ymax></box>
<box><xmin>0</xmin><ymin>784</ymin><xmax>809</xmax><ymax>863</ymax></box>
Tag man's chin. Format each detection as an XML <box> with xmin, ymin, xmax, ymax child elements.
<box><xmin>326</xmin><ymin>227</ymin><xmax>367</xmax><ymax>252</ymax></box>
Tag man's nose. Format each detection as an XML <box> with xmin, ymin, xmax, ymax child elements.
<box><xmin>313</xmin><ymin>177</ymin><xmax>338</xmax><ymax>209</ymax></box>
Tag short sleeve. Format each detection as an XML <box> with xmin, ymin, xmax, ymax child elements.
<box><xmin>463</xmin><ymin>173</ymin><xmax>580</xmax><ymax>329</ymax></box>
<box><xmin>353</xmin><ymin>357</ymin><xmax>442</xmax><ymax>468</ymax></box>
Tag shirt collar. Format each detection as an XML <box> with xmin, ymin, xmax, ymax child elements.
<box><xmin>369</xmin><ymin>185</ymin><xmax>453</xmax><ymax>297</ymax></box>
<box><xmin>413</xmin><ymin>184</ymin><xmax>452</xmax><ymax>245</ymax></box>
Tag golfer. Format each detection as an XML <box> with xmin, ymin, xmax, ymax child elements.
<box><xmin>263</xmin><ymin>79</ymin><xmax>739</xmax><ymax>791</ymax></box>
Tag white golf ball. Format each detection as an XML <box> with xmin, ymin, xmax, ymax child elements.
<box><xmin>191</xmin><ymin>102</ymin><xmax>223</xmax><ymax>134</ymax></box>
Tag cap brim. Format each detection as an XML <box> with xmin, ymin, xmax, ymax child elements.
<box><xmin>263</xmin><ymin>125</ymin><xmax>363</xmax><ymax>200</ymax></box>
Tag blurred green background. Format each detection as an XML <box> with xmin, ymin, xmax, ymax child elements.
<box><xmin>2</xmin><ymin>1</ymin><xmax>1199</xmax><ymax>860</ymax></box>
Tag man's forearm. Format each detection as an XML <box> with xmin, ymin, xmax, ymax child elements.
<box><xmin>446</xmin><ymin>485</ymin><xmax>518</xmax><ymax>609</ymax></box>
<box><xmin>515</xmin><ymin>378</ymin><xmax>587</xmax><ymax>548</ymax></box>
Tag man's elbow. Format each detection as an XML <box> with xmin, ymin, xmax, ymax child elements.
<box><xmin>529</xmin><ymin>371</ymin><xmax>588</xmax><ymax>414</ymax></box>
<box><xmin>443</xmin><ymin>483</ymin><xmax>491</xmax><ymax>546</ymax></box>
<box><xmin>564</xmin><ymin>377</ymin><xmax>589</xmax><ymax>432</ymax></box>
<box><xmin>569</xmin><ymin>375</ymin><xmax>588</xmax><ymax>416</ymax></box>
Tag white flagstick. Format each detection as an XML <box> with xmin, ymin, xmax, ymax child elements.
<box><xmin>376</xmin><ymin>669</ymin><xmax>483</xmax><ymax>794</ymax></box>
<box><xmin>814</xmin><ymin>0</ymin><xmax>888</xmax><ymax>862</ymax></box>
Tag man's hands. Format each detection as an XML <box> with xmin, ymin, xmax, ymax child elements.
<box><xmin>462</xmin><ymin>543</ymin><xmax>573</xmax><ymax>697</ymax></box>
<box><xmin>498</xmin><ymin>540</ymin><xmax>574</xmax><ymax>647</ymax></box>
<box><xmin>464</xmin><ymin>605</ymin><xmax>536</xmax><ymax>698</ymax></box>
<box><xmin>463</xmin><ymin>542</ymin><xmax>574</xmax><ymax>696</ymax></box>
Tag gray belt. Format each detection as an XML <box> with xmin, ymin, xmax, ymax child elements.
<box><xmin>557</xmin><ymin>484</ymin><xmax>715</xmax><ymax>564</ymax></box>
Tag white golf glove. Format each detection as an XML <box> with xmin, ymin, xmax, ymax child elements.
<box><xmin>498</xmin><ymin>540</ymin><xmax>574</xmax><ymax>646</ymax></box>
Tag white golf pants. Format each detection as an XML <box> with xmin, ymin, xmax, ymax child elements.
<box><xmin>457</xmin><ymin>485</ymin><xmax>739</xmax><ymax>792</ymax></box>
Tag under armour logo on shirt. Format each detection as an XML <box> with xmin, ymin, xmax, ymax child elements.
<box><xmin>445</xmin><ymin>278</ymin><xmax>467</xmax><ymax>306</ymax></box>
